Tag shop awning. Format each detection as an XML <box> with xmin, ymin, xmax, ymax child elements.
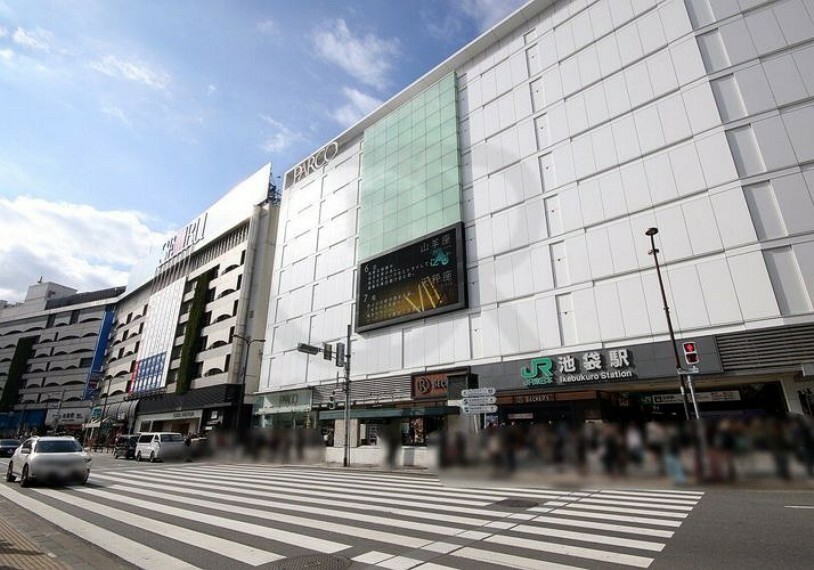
<box><xmin>102</xmin><ymin>399</ymin><xmax>140</xmax><ymax>424</ymax></box>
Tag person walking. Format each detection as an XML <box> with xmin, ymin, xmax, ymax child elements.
<box><xmin>663</xmin><ymin>424</ymin><xmax>687</xmax><ymax>486</ymax></box>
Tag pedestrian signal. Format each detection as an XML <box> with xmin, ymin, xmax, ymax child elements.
<box><xmin>682</xmin><ymin>341</ymin><xmax>699</xmax><ymax>365</ymax></box>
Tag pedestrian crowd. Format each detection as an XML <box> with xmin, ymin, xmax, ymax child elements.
<box><xmin>438</xmin><ymin>414</ymin><xmax>814</xmax><ymax>485</ymax></box>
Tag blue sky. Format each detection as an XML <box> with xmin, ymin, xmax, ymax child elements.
<box><xmin>0</xmin><ymin>0</ymin><xmax>526</xmax><ymax>302</ymax></box>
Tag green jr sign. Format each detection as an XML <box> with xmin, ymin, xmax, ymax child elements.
<box><xmin>521</xmin><ymin>357</ymin><xmax>554</xmax><ymax>386</ymax></box>
<box><xmin>520</xmin><ymin>349</ymin><xmax>636</xmax><ymax>388</ymax></box>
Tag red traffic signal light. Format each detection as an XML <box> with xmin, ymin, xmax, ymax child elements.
<box><xmin>682</xmin><ymin>342</ymin><xmax>699</xmax><ymax>365</ymax></box>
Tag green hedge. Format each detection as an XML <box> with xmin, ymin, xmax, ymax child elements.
<box><xmin>0</xmin><ymin>336</ymin><xmax>36</xmax><ymax>411</ymax></box>
<box><xmin>175</xmin><ymin>271</ymin><xmax>213</xmax><ymax>394</ymax></box>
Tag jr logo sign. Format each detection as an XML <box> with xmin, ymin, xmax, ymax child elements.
<box><xmin>521</xmin><ymin>357</ymin><xmax>554</xmax><ymax>386</ymax></box>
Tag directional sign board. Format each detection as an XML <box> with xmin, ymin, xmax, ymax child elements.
<box><xmin>461</xmin><ymin>387</ymin><xmax>495</xmax><ymax>398</ymax></box>
<box><xmin>461</xmin><ymin>405</ymin><xmax>498</xmax><ymax>415</ymax></box>
<box><xmin>461</xmin><ymin>396</ymin><xmax>496</xmax><ymax>406</ymax></box>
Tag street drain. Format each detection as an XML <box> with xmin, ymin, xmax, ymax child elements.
<box><xmin>269</xmin><ymin>554</ymin><xmax>352</xmax><ymax>570</ymax></box>
<box><xmin>493</xmin><ymin>498</ymin><xmax>539</xmax><ymax>509</ymax></box>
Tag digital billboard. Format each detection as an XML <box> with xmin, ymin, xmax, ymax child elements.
<box><xmin>356</xmin><ymin>222</ymin><xmax>466</xmax><ymax>332</ymax></box>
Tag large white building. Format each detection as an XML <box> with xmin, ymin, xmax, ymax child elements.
<box><xmin>92</xmin><ymin>164</ymin><xmax>280</xmax><ymax>440</ymax></box>
<box><xmin>0</xmin><ymin>282</ymin><xmax>121</xmax><ymax>435</ymax></box>
<box><xmin>257</xmin><ymin>0</ymin><xmax>814</xmax><ymax>464</ymax></box>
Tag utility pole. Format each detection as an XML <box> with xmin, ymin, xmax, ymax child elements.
<box><xmin>297</xmin><ymin>322</ymin><xmax>353</xmax><ymax>467</ymax></box>
<box><xmin>342</xmin><ymin>323</ymin><xmax>351</xmax><ymax>468</ymax></box>
<box><xmin>54</xmin><ymin>388</ymin><xmax>65</xmax><ymax>434</ymax></box>
<box><xmin>233</xmin><ymin>334</ymin><xmax>265</xmax><ymax>433</ymax></box>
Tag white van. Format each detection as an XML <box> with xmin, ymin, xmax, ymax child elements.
<box><xmin>135</xmin><ymin>432</ymin><xmax>187</xmax><ymax>462</ymax></box>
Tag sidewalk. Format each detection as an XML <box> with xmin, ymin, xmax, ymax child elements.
<box><xmin>0</xmin><ymin>515</ymin><xmax>68</xmax><ymax>570</ymax></box>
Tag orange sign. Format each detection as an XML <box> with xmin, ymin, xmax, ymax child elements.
<box><xmin>412</xmin><ymin>373</ymin><xmax>449</xmax><ymax>400</ymax></box>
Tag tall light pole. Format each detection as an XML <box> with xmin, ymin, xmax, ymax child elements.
<box><xmin>645</xmin><ymin>227</ymin><xmax>691</xmax><ymax>421</ymax></box>
<box><xmin>233</xmin><ymin>334</ymin><xmax>265</xmax><ymax>432</ymax></box>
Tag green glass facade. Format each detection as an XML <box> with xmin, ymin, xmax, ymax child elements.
<box><xmin>358</xmin><ymin>74</ymin><xmax>461</xmax><ymax>261</ymax></box>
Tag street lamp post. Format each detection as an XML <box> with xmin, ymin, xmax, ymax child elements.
<box><xmin>233</xmin><ymin>334</ymin><xmax>265</xmax><ymax>432</ymax></box>
<box><xmin>645</xmin><ymin>227</ymin><xmax>692</xmax><ymax>421</ymax></box>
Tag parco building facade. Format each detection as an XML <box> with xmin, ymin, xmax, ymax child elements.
<box><xmin>257</xmin><ymin>0</ymin><xmax>814</xmax><ymax>465</ymax></box>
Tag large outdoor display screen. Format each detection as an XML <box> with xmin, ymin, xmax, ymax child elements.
<box><xmin>356</xmin><ymin>223</ymin><xmax>467</xmax><ymax>332</ymax></box>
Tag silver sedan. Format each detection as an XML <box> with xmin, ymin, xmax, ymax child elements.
<box><xmin>6</xmin><ymin>436</ymin><xmax>91</xmax><ymax>487</ymax></box>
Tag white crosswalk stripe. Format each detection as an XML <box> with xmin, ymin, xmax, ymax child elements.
<box><xmin>0</xmin><ymin>463</ymin><xmax>705</xmax><ymax>570</ymax></box>
<box><xmin>31</xmin><ymin>487</ymin><xmax>283</xmax><ymax>566</ymax></box>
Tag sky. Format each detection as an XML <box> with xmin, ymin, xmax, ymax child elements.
<box><xmin>0</xmin><ymin>0</ymin><xmax>527</xmax><ymax>303</ymax></box>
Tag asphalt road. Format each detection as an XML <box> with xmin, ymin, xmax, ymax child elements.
<box><xmin>0</xmin><ymin>454</ymin><xmax>811</xmax><ymax>569</ymax></box>
<box><xmin>653</xmin><ymin>487</ymin><xmax>814</xmax><ymax>569</ymax></box>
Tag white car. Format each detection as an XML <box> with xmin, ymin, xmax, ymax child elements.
<box><xmin>135</xmin><ymin>432</ymin><xmax>187</xmax><ymax>462</ymax></box>
<box><xmin>6</xmin><ymin>436</ymin><xmax>91</xmax><ymax>487</ymax></box>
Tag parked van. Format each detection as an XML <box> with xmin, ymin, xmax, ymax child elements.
<box><xmin>135</xmin><ymin>432</ymin><xmax>187</xmax><ymax>462</ymax></box>
<box><xmin>113</xmin><ymin>434</ymin><xmax>140</xmax><ymax>459</ymax></box>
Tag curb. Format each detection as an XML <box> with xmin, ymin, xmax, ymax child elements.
<box><xmin>0</xmin><ymin>507</ymin><xmax>69</xmax><ymax>570</ymax></box>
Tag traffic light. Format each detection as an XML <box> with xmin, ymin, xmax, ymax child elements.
<box><xmin>682</xmin><ymin>341</ymin><xmax>699</xmax><ymax>365</ymax></box>
<box><xmin>328</xmin><ymin>394</ymin><xmax>336</xmax><ymax>409</ymax></box>
<box><xmin>335</xmin><ymin>342</ymin><xmax>345</xmax><ymax>367</ymax></box>
<box><xmin>323</xmin><ymin>343</ymin><xmax>333</xmax><ymax>361</ymax></box>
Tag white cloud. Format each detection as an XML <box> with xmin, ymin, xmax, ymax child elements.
<box><xmin>0</xmin><ymin>196</ymin><xmax>168</xmax><ymax>303</ymax></box>
<box><xmin>421</xmin><ymin>10</ymin><xmax>463</xmax><ymax>42</ymax></box>
<box><xmin>0</xmin><ymin>48</ymin><xmax>12</xmax><ymax>62</ymax></box>
<box><xmin>257</xmin><ymin>19</ymin><xmax>277</xmax><ymax>34</ymax></box>
<box><xmin>101</xmin><ymin>105</ymin><xmax>131</xmax><ymax>127</ymax></box>
<box><xmin>12</xmin><ymin>27</ymin><xmax>52</xmax><ymax>52</ymax></box>
<box><xmin>332</xmin><ymin>86</ymin><xmax>383</xmax><ymax>128</ymax></box>
<box><xmin>89</xmin><ymin>54</ymin><xmax>171</xmax><ymax>91</ymax></box>
<box><xmin>259</xmin><ymin>115</ymin><xmax>304</xmax><ymax>153</ymax></box>
<box><xmin>458</xmin><ymin>0</ymin><xmax>527</xmax><ymax>32</ymax></box>
<box><xmin>313</xmin><ymin>19</ymin><xmax>399</xmax><ymax>91</ymax></box>
<box><xmin>0</xmin><ymin>25</ymin><xmax>7</xmax><ymax>38</ymax></box>
<box><xmin>207</xmin><ymin>84</ymin><xmax>217</xmax><ymax>95</ymax></box>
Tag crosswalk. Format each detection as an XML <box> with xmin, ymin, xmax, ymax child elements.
<box><xmin>0</xmin><ymin>463</ymin><xmax>704</xmax><ymax>569</ymax></box>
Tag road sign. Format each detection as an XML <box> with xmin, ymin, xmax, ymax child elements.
<box><xmin>297</xmin><ymin>343</ymin><xmax>320</xmax><ymax>355</ymax></box>
<box><xmin>461</xmin><ymin>387</ymin><xmax>496</xmax><ymax>398</ymax></box>
<box><xmin>461</xmin><ymin>405</ymin><xmax>498</xmax><ymax>415</ymax></box>
<box><xmin>461</xmin><ymin>396</ymin><xmax>496</xmax><ymax>406</ymax></box>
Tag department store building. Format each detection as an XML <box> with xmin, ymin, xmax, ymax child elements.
<box><xmin>92</xmin><ymin>165</ymin><xmax>280</xmax><ymax>440</ymax></box>
<box><xmin>256</xmin><ymin>0</ymin><xmax>814</xmax><ymax>464</ymax></box>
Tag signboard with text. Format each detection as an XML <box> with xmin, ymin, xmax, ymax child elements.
<box><xmin>520</xmin><ymin>348</ymin><xmax>636</xmax><ymax>388</ymax></box>
<box><xmin>357</xmin><ymin>223</ymin><xmax>467</xmax><ymax>332</ymax></box>
<box><xmin>412</xmin><ymin>368</ymin><xmax>469</xmax><ymax>401</ymax></box>
<box><xmin>460</xmin><ymin>386</ymin><xmax>498</xmax><ymax>415</ymax></box>
<box><xmin>647</xmin><ymin>391</ymin><xmax>741</xmax><ymax>405</ymax></box>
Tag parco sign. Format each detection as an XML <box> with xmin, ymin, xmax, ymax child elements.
<box><xmin>291</xmin><ymin>140</ymin><xmax>339</xmax><ymax>183</ymax></box>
